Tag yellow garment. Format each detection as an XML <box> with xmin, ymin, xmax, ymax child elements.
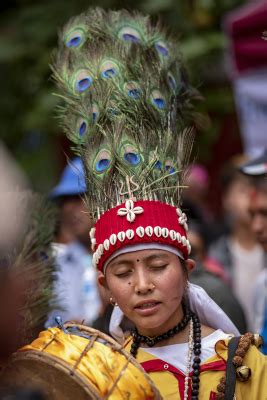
<box><xmin>124</xmin><ymin>337</ymin><xmax>267</xmax><ymax>400</ymax></box>
<box><xmin>21</xmin><ymin>328</ymin><xmax>158</xmax><ymax>399</ymax></box>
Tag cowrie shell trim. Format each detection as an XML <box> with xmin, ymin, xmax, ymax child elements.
<box><xmin>154</xmin><ymin>226</ymin><xmax>162</xmax><ymax>237</ymax></box>
<box><xmin>126</xmin><ymin>229</ymin><xmax>134</xmax><ymax>239</ymax></box>
<box><xmin>145</xmin><ymin>226</ymin><xmax>153</xmax><ymax>237</ymax></box>
<box><xmin>93</xmin><ymin>228</ymin><xmax>190</xmax><ymax>265</ymax></box>
<box><xmin>136</xmin><ymin>226</ymin><xmax>145</xmax><ymax>237</ymax></box>
<box><xmin>118</xmin><ymin>231</ymin><xmax>126</xmax><ymax>242</ymax></box>
<box><xmin>104</xmin><ymin>239</ymin><xmax>110</xmax><ymax>251</ymax></box>
<box><xmin>110</xmin><ymin>233</ymin><xmax>117</xmax><ymax>245</ymax></box>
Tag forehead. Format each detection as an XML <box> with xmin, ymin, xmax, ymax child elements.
<box><xmin>249</xmin><ymin>189</ymin><xmax>267</xmax><ymax>209</ymax></box>
<box><xmin>108</xmin><ymin>249</ymin><xmax>176</xmax><ymax>267</ymax></box>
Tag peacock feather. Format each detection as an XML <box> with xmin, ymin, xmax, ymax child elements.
<box><xmin>8</xmin><ymin>192</ymin><xmax>57</xmax><ymax>346</ymax></box>
<box><xmin>52</xmin><ymin>8</ymin><xmax>203</xmax><ymax>220</ymax></box>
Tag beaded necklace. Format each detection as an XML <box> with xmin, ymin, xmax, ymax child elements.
<box><xmin>130</xmin><ymin>308</ymin><xmax>202</xmax><ymax>399</ymax></box>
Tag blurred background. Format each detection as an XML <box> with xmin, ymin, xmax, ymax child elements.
<box><xmin>2</xmin><ymin>0</ymin><xmax>266</xmax><ymax>217</ymax></box>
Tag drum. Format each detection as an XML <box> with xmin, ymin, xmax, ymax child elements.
<box><xmin>0</xmin><ymin>323</ymin><xmax>161</xmax><ymax>400</ymax></box>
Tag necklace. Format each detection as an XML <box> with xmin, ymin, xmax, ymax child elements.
<box><xmin>130</xmin><ymin>304</ymin><xmax>191</xmax><ymax>356</ymax></box>
<box><xmin>184</xmin><ymin>318</ymin><xmax>194</xmax><ymax>400</ymax></box>
<box><xmin>130</xmin><ymin>308</ymin><xmax>202</xmax><ymax>400</ymax></box>
<box><xmin>190</xmin><ymin>313</ymin><xmax>202</xmax><ymax>400</ymax></box>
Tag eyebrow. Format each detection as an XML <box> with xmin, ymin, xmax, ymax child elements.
<box><xmin>109</xmin><ymin>252</ymin><xmax>170</xmax><ymax>269</ymax></box>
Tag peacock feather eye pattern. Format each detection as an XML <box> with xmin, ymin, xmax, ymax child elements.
<box><xmin>65</xmin><ymin>28</ymin><xmax>86</xmax><ymax>48</ymax></box>
<box><xmin>94</xmin><ymin>149</ymin><xmax>112</xmax><ymax>175</ymax></box>
<box><xmin>73</xmin><ymin>70</ymin><xmax>93</xmax><ymax>93</ymax></box>
<box><xmin>100</xmin><ymin>60</ymin><xmax>120</xmax><ymax>79</ymax></box>
<box><xmin>124</xmin><ymin>81</ymin><xmax>142</xmax><ymax>99</ymax></box>
<box><xmin>92</xmin><ymin>104</ymin><xmax>99</xmax><ymax>123</ymax></box>
<box><xmin>154</xmin><ymin>40</ymin><xmax>169</xmax><ymax>57</ymax></box>
<box><xmin>154</xmin><ymin>160</ymin><xmax>162</xmax><ymax>169</ymax></box>
<box><xmin>120</xmin><ymin>143</ymin><xmax>142</xmax><ymax>167</ymax></box>
<box><xmin>151</xmin><ymin>89</ymin><xmax>166</xmax><ymax>110</ymax></box>
<box><xmin>167</xmin><ymin>72</ymin><xmax>177</xmax><ymax>92</ymax></box>
<box><xmin>118</xmin><ymin>26</ymin><xmax>142</xmax><ymax>43</ymax></box>
<box><xmin>76</xmin><ymin>117</ymin><xmax>88</xmax><ymax>137</ymax></box>
<box><xmin>165</xmin><ymin>159</ymin><xmax>175</xmax><ymax>174</ymax></box>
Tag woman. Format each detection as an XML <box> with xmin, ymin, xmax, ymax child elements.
<box><xmin>52</xmin><ymin>7</ymin><xmax>266</xmax><ymax>399</ymax></box>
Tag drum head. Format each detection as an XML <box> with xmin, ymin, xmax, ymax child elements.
<box><xmin>0</xmin><ymin>350</ymin><xmax>100</xmax><ymax>400</ymax></box>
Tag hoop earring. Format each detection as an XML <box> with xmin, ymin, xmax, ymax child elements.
<box><xmin>109</xmin><ymin>297</ymin><xmax>118</xmax><ymax>307</ymax></box>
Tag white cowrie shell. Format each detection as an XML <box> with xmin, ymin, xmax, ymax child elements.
<box><xmin>161</xmin><ymin>227</ymin><xmax>169</xmax><ymax>238</ymax></box>
<box><xmin>104</xmin><ymin>239</ymin><xmax>110</xmax><ymax>251</ymax></box>
<box><xmin>187</xmin><ymin>243</ymin><xmax>191</xmax><ymax>254</ymax></box>
<box><xmin>125</xmin><ymin>199</ymin><xmax>134</xmax><ymax>210</ymax></box>
<box><xmin>176</xmin><ymin>208</ymin><xmax>182</xmax><ymax>217</ymax></box>
<box><xmin>133</xmin><ymin>206</ymin><xmax>144</xmax><ymax>214</ymax></box>
<box><xmin>145</xmin><ymin>226</ymin><xmax>153</xmax><ymax>237</ymax></box>
<box><xmin>98</xmin><ymin>244</ymin><xmax>104</xmax><ymax>255</ymax></box>
<box><xmin>154</xmin><ymin>226</ymin><xmax>162</xmax><ymax>237</ymax></box>
<box><xmin>126</xmin><ymin>229</ymin><xmax>134</xmax><ymax>239</ymax></box>
<box><xmin>91</xmin><ymin>238</ymin><xmax>96</xmax><ymax>251</ymax></box>
<box><xmin>176</xmin><ymin>232</ymin><xmax>181</xmax><ymax>242</ymax></box>
<box><xmin>136</xmin><ymin>226</ymin><xmax>145</xmax><ymax>237</ymax></box>
<box><xmin>170</xmin><ymin>230</ymin><xmax>176</xmax><ymax>240</ymax></box>
<box><xmin>118</xmin><ymin>231</ymin><xmax>126</xmax><ymax>242</ymax></box>
<box><xmin>89</xmin><ymin>227</ymin><xmax>96</xmax><ymax>239</ymax></box>
<box><xmin>127</xmin><ymin>211</ymin><xmax>135</xmax><ymax>222</ymax></box>
<box><xmin>181</xmin><ymin>236</ymin><xmax>187</xmax><ymax>246</ymax></box>
<box><xmin>110</xmin><ymin>233</ymin><xmax>117</xmax><ymax>246</ymax></box>
<box><xmin>117</xmin><ymin>209</ymin><xmax>128</xmax><ymax>216</ymax></box>
<box><xmin>96</xmin><ymin>247</ymin><xmax>101</xmax><ymax>258</ymax></box>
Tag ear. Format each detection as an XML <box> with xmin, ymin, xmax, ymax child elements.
<box><xmin>98</xmin><ymin>271</ymin><xmax>109</xmax><ymax>290</ymax></box>
<box><xmin>185</xmin><ymin>258</ymin><xmax>195</xmax><ymax>273</ymax></box>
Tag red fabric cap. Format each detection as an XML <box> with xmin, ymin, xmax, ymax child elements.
<box><xmin>92</xmin><ymin>200</ymin><xmax>190</xmax><ymax>272</ymax></box>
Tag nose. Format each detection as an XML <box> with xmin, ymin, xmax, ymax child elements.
<box><xmin>134</xmin><ymin>269</ymin><xmax>155</xmax><ymax>295</ymax></box>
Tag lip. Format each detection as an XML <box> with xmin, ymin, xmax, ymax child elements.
<box><xmin>134</xmin><ymin>300</ymin><xmax>161</xmax><ymax>316</ymax></box>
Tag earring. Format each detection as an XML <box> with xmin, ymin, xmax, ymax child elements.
<box><xmin>109</xmin><ymin>297</ymin><xmax>118</xmax><ymax>307</ymax></box>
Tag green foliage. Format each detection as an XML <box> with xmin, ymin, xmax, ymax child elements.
<box><xmin>0</xmin><ymin>0</ymin><xmax>245</xmax><ymax>190</ymax></box>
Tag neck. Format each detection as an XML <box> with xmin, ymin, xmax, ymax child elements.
<box><xmin>231</xmin><ymin>224</ymin><xmax>257</xmax><ymax>250</ymax></box>
<box><xmin>134</xmin><ymin>304</ymin><xmax>191</xmax><ymax>347</ymax></box>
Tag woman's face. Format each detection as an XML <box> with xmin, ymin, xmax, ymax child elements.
<box><xmin>102</xmin><ymin>249</ymin><xmax>193</xmax><ymax>337</ymax></box>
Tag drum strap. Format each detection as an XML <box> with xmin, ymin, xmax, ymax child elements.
<box><xmin>224</xmin><ymin>336</ymin><xmax>240</xmax><ymax>400</ymax></box>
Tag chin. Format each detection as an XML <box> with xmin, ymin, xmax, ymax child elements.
<box><xmin>134</xmin><ymin>316</ymin><xmax>168</xmax><ymax>332</ymax></box>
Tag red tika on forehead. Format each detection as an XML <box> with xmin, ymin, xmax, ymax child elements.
<box><xmin>90</xmin><ymin>200</ymin><xmax>190</xmax><ymax>272</ymax></box>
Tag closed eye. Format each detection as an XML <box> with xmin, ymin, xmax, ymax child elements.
<box><xmin>115</xmin><ymin>270</ymin><xmax>132</xmax><ymax>278</ymax></box>
<box><xmin>150</xmin><ymin>264</ymin><xmax>168</xmax><ymax>270</ymax></box>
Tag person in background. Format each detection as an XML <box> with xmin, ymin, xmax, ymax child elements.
<box><xmin>46</xmin><ymin>157</ymin><xmax>101</xmax><ymax>327</ymax></box>
<box><xmin>240</xmin><ymin>150</ymin><xmax>267</xmax><ymax>354</ymax></box>
<box><xmin>208</xmin><ymin>155</ymin><xmax>265</xmax><ymax>331</ymax></box>
<box><xmin>188</xmin><ymin>220</ymin><xmax>247</xmax><ymax>333</ymax></box>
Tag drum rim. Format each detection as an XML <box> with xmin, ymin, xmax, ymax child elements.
<box><xmin>4</xmin><ymin>350</ymin><xmax>100</xmax><ymax>399</ymax></box>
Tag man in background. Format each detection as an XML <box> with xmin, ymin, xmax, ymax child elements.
<box><xmin>240</xmin><ymin>150</ymin><xmax>267</xmax><ymax>354</ymax></box>
<box><xmin>208</xmin><ymin>155</ymin><xmax>265</xmax><ymax>330</ymax></box>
